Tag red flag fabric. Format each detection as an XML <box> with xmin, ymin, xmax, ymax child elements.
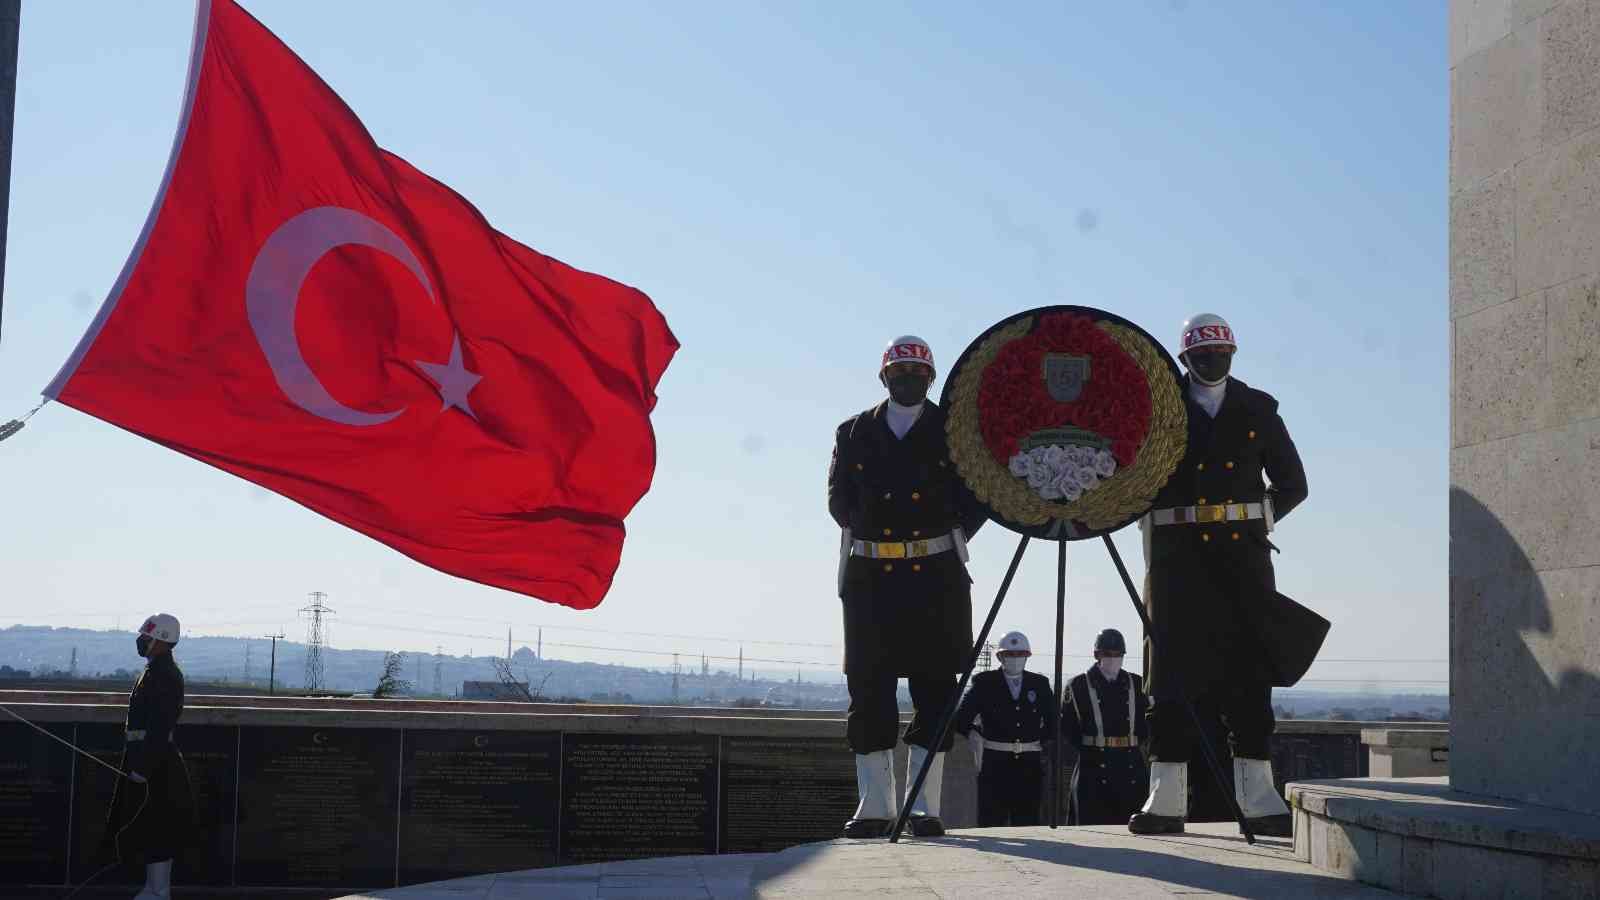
<box><xmin>45</xmin><ymin>0</ymin><xmax>678</xmax><ymax>609</ymax></box>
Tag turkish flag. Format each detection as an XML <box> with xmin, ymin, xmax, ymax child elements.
<box><xmin>45</xmin><ymin>0</ymin><xmax>678</xmax><ymax>609</ymax></box>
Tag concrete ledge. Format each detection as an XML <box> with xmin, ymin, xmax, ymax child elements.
<box><xmin>1360</xmin><ymin>729</ymin><xmax>1450</xmax><ymax>778</ymax></box>
<box><xmin>1288</xmin><ymin>777</ymin><xmax>1600</xmax><ymax>898</ymax></box>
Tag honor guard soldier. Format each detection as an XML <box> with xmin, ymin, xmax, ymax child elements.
<box><xmin>828</xmin><ymin>335</ymin><xmax>987</xmax><ymax>838</ymax></box>
<box><xmin>953</xmin><ymin>630</ymin><xmax>1058</xmax><ymax>826</ymax></box>
<box><xmin>1130</xmin><ymin>314</ymin><xmax>1311</xmax><ymax>838</ymax></box>
<box><xmin>1063</xmin><ymin>628</ymin><xmax>1149</xmax><ymax>825</ymax></box>
<box><xmin>105</xmin><ymin>613</ymin><xmax>193</xmax><ymax>899</ymax></box>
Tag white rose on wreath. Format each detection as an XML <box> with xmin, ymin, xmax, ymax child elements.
<box><xmin>1007</xmin><ymin>444</ymin><xmax>1118</xmax><ymax>502</ymax></box>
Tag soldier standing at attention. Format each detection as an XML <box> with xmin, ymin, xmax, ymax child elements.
<box><xmin>104</xmin><ymin>613</ymin><xmax>193</xmax><ymax>899</ymax></box>
<box><xmin>954</xmin><ymin>630</ymin><xmax>1058</xmax><ymax>826</ymax></box>
<box><xmin>829</xmin><ymin>335</ymin><xmax>988</xmax><ymax>838</ymax></box>
<box><xmin>1063</xmin><ymin>628</ymin><xmax>1149</xmax><ymax>825</ymax></box>
<box><xmin>1129</xmin><ymin>314</ymin><xmax>1310</xmax><ymax>838</ymax></box>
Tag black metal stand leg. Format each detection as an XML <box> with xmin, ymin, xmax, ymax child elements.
<box><xmin>890</xmin><ymin>533</ymin><xmax>1030</xmax><ymax>843</ymax></box>
<box><xmin>1051</xmin><ymin>538</ymin><xmax>1065</xmax><ymax>829</ymax></box>
<box><xmin>1101</xmin><ymin>534</ymin><xmax>1255</xmax><ymax>845</ymax></box>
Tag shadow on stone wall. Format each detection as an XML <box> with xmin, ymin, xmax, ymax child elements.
<box><xmin>1449</xmin><ymin>487</ymin><xmax>1600</xmax><ymax>815</ymax></box>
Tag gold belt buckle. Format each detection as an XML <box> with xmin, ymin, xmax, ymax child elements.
<box><xmin>877</xmin><ymin>542</ymin><xmax>906</xmax><ymax>559</ymax></box>
<box><xmin>908</xmin><ymin>540</ymin><xmax>928</xmax><ymax>557</ymax></box>
<box><xmin>1195</xmin><ymin>504</ymin><xmax>1226</xmax><ymax>523</ymax></box>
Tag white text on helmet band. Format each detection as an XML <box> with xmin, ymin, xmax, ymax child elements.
<box><xmin>1183</xmin><ymin>325</ymin><xmax>1234</xmax><ymax>348</ymax></box>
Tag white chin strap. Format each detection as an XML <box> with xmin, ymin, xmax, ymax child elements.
<box><xmin>1141</xmin><ymin>761</ymin><xmax>1188</xmax><ymax>818</ymax></box>
<box><xmin>1235</xmin><ymin>757</ymin><xmax>1290</xmax><ymax>818</ymax></box>
<box><xmin>1189</xmin><ymin>369</ymin><xmax>1227</xmax><ymax>386</ymax></box>
<box><xmin>852</xmin><ymin>750</ymin><xmax>899</xmax><ymax>821</ymax></box>
<box><xmin>906</xmin><ymin>745</ymin><xmax>944</xmax><ymax>818</ymax></box>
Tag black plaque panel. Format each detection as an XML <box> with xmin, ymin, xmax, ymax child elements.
<box><xmin>0</xmin><ymin>721</ymin><xmax>74</xmax><ymax>886</ymax></box>
<box><xmin>66</xmin><ymin>722</ymin><xmax>141</xmax><ymax>888</ymax></box>
<box><xmin>235</xmin><ymin>727</ymin><xmax>399</xmax><ymax>889</ymax></box>
<box><xmin>560</xmin><ymin>733</ymin><xmax>717</xmax><ymax>863</ymax></box>
<box><xmin>719</xmin><ymin>737</ymin><xmax>853</xmax><ymax>853</ymax></box>
<box><xmin>398</xmin><ymin>730</ymin><xmax>560</xmax><ymax>884</ymax></box>
<box><xmin>1271</xmin><ymin>732</ymin><xmax>1366</xmax><ymax>791</ymax></box>
<box><xmin>172</xmin><ymin>725</ymin><xmax>238</xmax><ymax>886</ymax></box>
<box><xmin>67</xmin><ymin>722</ymin><xmax>237</xmax><ymax>887</ymax></box>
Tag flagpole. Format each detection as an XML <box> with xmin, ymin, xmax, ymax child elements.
<box><xmin>0</xmin><ymin>0</ymin><xmax>19</xmax><ymax>342</ymax></box>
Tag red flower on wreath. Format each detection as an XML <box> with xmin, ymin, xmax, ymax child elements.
<box><xmin>976</xmin><ymin>313</ymin><xmax>1153</xmax><ymax>468</ymax></box>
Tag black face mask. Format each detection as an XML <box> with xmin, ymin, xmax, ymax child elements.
<box><xmin>886</xmin><ymin>372</ymin><xmax>931</xmax><ymax>406</ymax></box>
<box><xmin>1184</xmin><ymin>349</ymin><xmax>1232</xmax><ymax>386</ymax></box>
<box><xmin>136</xmin><ymin>635</ymin><xmax>153</xmax><ymax>658</ymax></box>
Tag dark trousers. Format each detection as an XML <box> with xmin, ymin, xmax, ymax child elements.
<box><xmin>1146</xmin><ymin>681</ymin><xmax>1274</xmax><ymax>761</ymax></box>
<box><xmin>846</xmin><ymin>671</ymin><xmax>957</xmax><ymax>754</ymax></box>
<box><xmin>1070</xmin><ymin>748</ymin><xmax>1149</xmax><ymax>825</ymax></box>
<box><xmin>977</xmin><ymin>750</ymin><xmax>1043</xmax><ymax>826</ymax></box>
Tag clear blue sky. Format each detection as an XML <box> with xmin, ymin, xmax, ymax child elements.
<box><xmin>0</xmin><ymin>2</ymin><xmax>1447</xmax><ymax>689</ymax></box>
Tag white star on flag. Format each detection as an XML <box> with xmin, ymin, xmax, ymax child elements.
<box><xmin>416</xmin><ymin>333</ymin><xmax>483</xmax><ymax>419</ymax></box>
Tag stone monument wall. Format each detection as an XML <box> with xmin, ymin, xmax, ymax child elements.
<box><xmin>1451</xmin><ymin>0</ymin><xmax>1600</xmax><ymax>816</ymax></box>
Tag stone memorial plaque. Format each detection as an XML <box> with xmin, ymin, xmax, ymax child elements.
<box><xmin>560</xmin><ymin>733</ymin><xmax>717</xmax><ymax>863</ymax></box>
<box><xmin>399</xmin><ymin>729</ymin><xmax>560</xmax><ymax>884</ymax></box>
<box><xmin>235</xmin><ymin>727</ymin><xmax>399</xmax><ymax>889</ymax></box>
<box><xmin>719</xmin><ymin>737</ymin><xmax>854</xmax><ymax>853</ymax></box>
<box><xmin>0</xmin><ymin>721</ymin><xmax>74</xmax><ymax>886</ymax></box>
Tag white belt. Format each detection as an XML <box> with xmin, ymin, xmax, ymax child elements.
<box><xmin>124</xmin><ymin>729</ymin><xmax>172</xmax><ymax>742</ymax></box>
<box><xmin>1151</xmin><ymin>502</ymin><xmax>1265</xmax><ymax>526</ymax></box>
<box><xmin>851</xmin><ymin>533</ymin><xmax>955</xmax><ymax>559</ymax></box>
<box><xmin>982</xmin><ymin>739</ymin><xmax>1043</xmax><ymax>753</ymax></box>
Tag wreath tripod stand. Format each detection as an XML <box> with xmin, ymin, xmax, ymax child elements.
<box><xmin>887</xmin><ymin>531</ymin><xmax>1257</xmax><ymax>845</ymax></box>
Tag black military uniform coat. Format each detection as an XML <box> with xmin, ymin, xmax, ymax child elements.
<box><xmin>828</xmin><ymin>401</ymin><xmax>986</xmax><ymax>676</ymax></box>
<box><xmin>954</xmin><ymin>668</ymin><xmax>1059</xmax><ymax>746</ymax></box>
<box><xmin>955</xmin><ymin>668</ymin><xmax>1057</xmax><ymax>826</ymax></box>
<box><xmin>106</xmin><ymin>653</ymin><xmax>193</xmax><ymax>863</ymax></box>
<box><xmin>1064</xmin><ymin>666</ymin><xmax>1149</xmax><ymax>825</ymax></box>
<box><xmin>1143</xmin><ymin>376</ymin><xmax>1318</xmax><ymax>701</ymax></box>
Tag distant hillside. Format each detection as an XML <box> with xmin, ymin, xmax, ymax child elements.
<box><xmin>0</xmin><ymin>624</ymin><xmax>847</xmax><ymax>706</ymax></box>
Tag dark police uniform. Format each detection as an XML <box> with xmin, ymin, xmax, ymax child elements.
<box><xmin>954</xmin><ymin>668</ymin><xmax>1058</xmax><ymax>826</ymax></box>
<box><xmin>828</xmin><ymin>400</ymin><xmax>986</xmax><ymax>753</ymax></box>
<box><xmin>1142</xmin><ymin>375</ymin><xmax>1311</xmax><ymax>764</ymax></box>
<box><xmin>1064</xmin><ymin>665</ymin><xmax>1150</xmax><ymax>825</ymax></box>
<box><xmin>105</xmin><ymin>652</ymin><xmax>193</xmax><ymax>864</ymax></box>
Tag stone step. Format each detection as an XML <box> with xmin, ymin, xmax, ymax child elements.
<box><xmin>1288</xmin><ymin>777</ymin><xmax>1600</xmax><ymax>899</ymax></box>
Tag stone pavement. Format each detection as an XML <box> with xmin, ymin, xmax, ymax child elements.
<box><xmin>338</xmin><ymin>823</ymin><xmax>1404</xmax><ymax>899</ymax></box>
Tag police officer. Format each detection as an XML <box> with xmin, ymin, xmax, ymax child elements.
<box><xmin>1063</xmin><ymin>629</ymin><xmax>1149</xmax><ymax>825</ymax></box>
<box><xmin>953</xmin><ymin>631</ymin><xmax>1057</xmax><ymax>826</ymax></box>
<box><xmin>104</xmin><ymin>613</ymin><xmax>193</xmax><ymax>899</ymax></box>
<box><xmin>828</xmin><ymin>335</ymin><xmax>987</xmax><ymax>838</ymax></box>
<box><xmin>1129</xmin><ymin>314</ymin><xmax>1312</xmax><ymax>838</ymax></box>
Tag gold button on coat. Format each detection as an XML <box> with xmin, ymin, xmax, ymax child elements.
<box><xmin>883</xmin><ymin>528</ymin><xmax>892</xmax><ymax>537</ymax></box>
<box><xmin>855</xmin><ymin>463</ymin><xmax>864</xmax><ymax>470</ymax></box>
<box><xmin>1197</xmin><ymin>463</ymin><xmax>1206</xmax><ymax>471</ymax></box>
<box><xmin>883</xmin><ymin>492</ymin><xmax>892</xmax><ymax>500</ymax></box>
<box><xmin>1248</xmin><ymin>430</ymin><xmax>1257</xmax><ymax>439</ymax></box>
<box><xmin>1225</xmin><ymin>461</ymin><xmax>1235</xmax><ymax>470</ymax></box>
<box><xmin>1201</xmin><ymin>533</ymin><xmax>1211</xmax><ymax>543</ymax></box>
<box><xmin>911</xmin><ymin>492</ymin><xmax>921</xmax><ymax>501</ymax></box>
<box><xmin>912</xmin><ymin>563</ymin><xmax>922</xmax><ymax>572</ymax></box>
<box><xmin>883</xmin><ymin>563</ymin><xmax>894</xmax><ymax>573</ymax></box>
<box><xmin>1232</xmin><ymin>532</ymin><xmax>1241</xmax><ymax>541</ymax></box>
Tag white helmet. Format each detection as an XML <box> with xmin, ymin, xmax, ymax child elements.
<box><xmin>138</xmin><ymin>613</ymin><xmax>181</xmax><ymax>645</ymax></box>
<box><xmin>997</xmin><ymin>631</ymin><xmax>1031</xmax><ymax>655</ymax></box>
<box><xmin>1178</xmin><ymin>313</ymin><xmax>1237</xmax><ymax>356</ymax></box>
<box><xmin>880</xmin><ymin>335</ymin><xmax>935</xmax><ymax>375</ymax></box>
